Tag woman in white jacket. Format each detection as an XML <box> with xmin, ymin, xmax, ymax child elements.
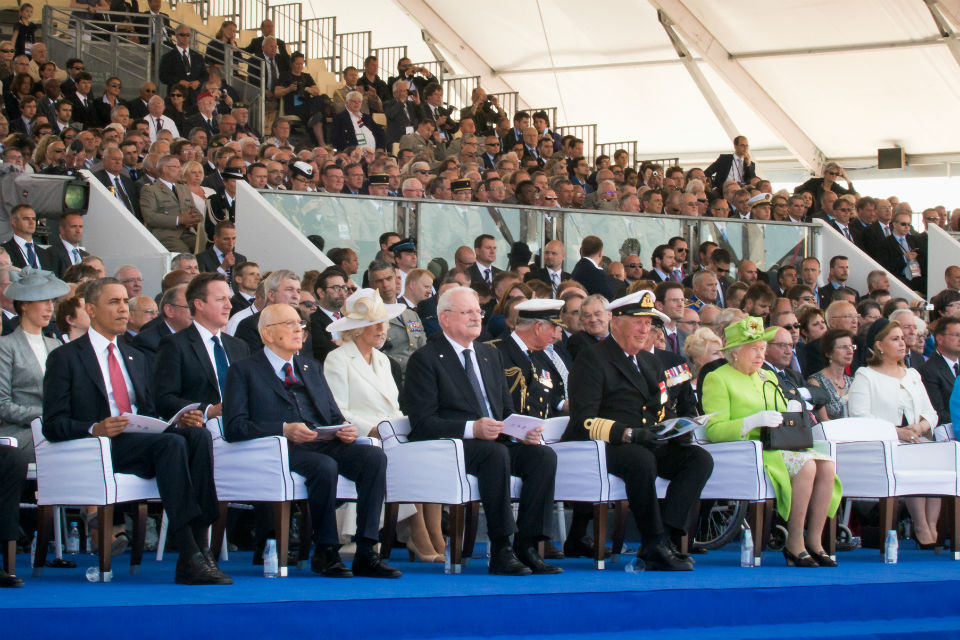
<box><xmin>848</xmin><ymin>319</ymin><xmax>940</xmax><ymax>547</ymax></box>
<box><xmin>324</xmin><ymin>288</ymin><xmax>445</xmax><ymax>562</ymax></box>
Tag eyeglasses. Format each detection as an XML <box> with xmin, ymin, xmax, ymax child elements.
<box><xmin>780</xmin><ymin>323</ymin><xmax>801</xmax><ymax>330</ymax></box>
<box><xmin>835</xmin><ymin>344</ymin><xmax>857</xmax><ymax>351</ymax></box>
<box><xmin>827</xmin><ymin>171</ymin><xmax>841</xmax><ymax>176</ymax></box>
<box><xmin>485</xmin><ymin>142</ymin><xmax>500</xmax><ymax>147</ymax></box>
<box><xmin>266</xmin><ymin>320</ymin><xmax>306</xmax><ymax>330</ymax></box>
<box><xmin>300</xmin><ymin>301</ymin><xmax>317</xmax><ymax>309</ymax></box>
<box><xmin>543</xmin><ymin>196</ymin><xmax>558</xmax><ymax>201</ymax></box>
<box><xmin>0</xmin><ymin>49</ymin><xmax>13</xmax><ymax>54</ymax></box>
<box><xmin>143</xmin><ymin>88</ymin><xmax>156</xmax><ymax>93</ymax></box>
<box><xmin>171</xmin><ymin>93</ymin><xmax>184</xmax><ymax>98</ymax></box>
<box><xmin>109</xmin><ymin>83</ymin><xmax>121</xmax><ymax>88</ymax></box>
<box><xmin>325</xmin><ymin>285</ymin><xmax>348</xmax><ymax>292</ymax></box>
<box><xmin>443</xmin><ymin>309</ymin><xmax>485</xmax><ymax>318</ymax></box>
<box><xmin>121</xmin><ymin>277</ymin><xmax>143</xmax><ymax>284</ymax></box>
<box><xmin>799</xmin><ymin>295</ymin><xmax>816</xmax><ymax>302</ymax></box>
<box><xmin>625</xmin><ymin>263</ymin><xmax>642</xmax><ymax>268</ymax></box>
<box><xmin>925</xmin><ymin>218</ymin><xmax>939</xmax><ymax>223</ymax></box>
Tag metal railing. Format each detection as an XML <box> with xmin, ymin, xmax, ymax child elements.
<box><xmin>372</xmin><ymin>45</ymin><xmax>408</xmax><ymax>83</ymax></box>
<box><xmin>43</xmin><ymin>5</ymin><xmax>265</xmax><ymax>133</ymax></box>
<box><xmin>596</xmin><ymin>141</ymin><xmax>637</xmax><ymax>167</ymax></box>
<box><xmin>269</xmin><ymin>3</ymin><xmax>304</xmax><ymax>54</ymax></box>
<box><xmin>526</xmin><ymin>106</ymin><xmax>558</xmax><ymax>129</ymax></box>
<box><xmin>443</xmin><ymin>75</ymin><xmax>479</xmax><ymax>112</ymax></box>
<box><xmin>207</xmin><ymin>0</ymin><xmax>239</xmax><ymax>22</ymax></box>
<box><xmin>489</xmin><ymin>91</ymin><xmax>518</xmax><ymax>120</ymax></box>
<box><xmin>304</xmin><ymin>16</ymin><xmax>336</xmax><ymax>69</ymax></box>
<box><xmin>335</xmin><ymin>30</ymin><xmax>371</xmax><ymax>74</ymax></box>
<box><xmin>414</xmin><ymin>60</ymin><xmax>444</xmax><ymax>83</ymax></box>
<box><xmin>170</xmin><ymin>0</ymin><xmax>210</xmax><ymax>21</ymax></box>
<box><xmin>557</xmin><ymin>124</ymin><xmax>597</xmax><ymax>163</ymax></box>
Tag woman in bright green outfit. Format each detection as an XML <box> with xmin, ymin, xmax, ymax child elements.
<box><xmin>701</xmin><ymin>317</ymin><xmax>842</xmax><ymax>567</ymax></box>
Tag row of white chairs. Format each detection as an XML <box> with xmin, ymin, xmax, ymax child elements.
<box><xmin>21</xmin><ymin>415</ymin><xmax>960</xmax><ymax>581</ymax></box>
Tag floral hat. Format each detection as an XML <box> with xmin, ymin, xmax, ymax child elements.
<box><xmin>721</xmin><ymin>316</ymin><xmax>778</xmax><ymax>350</ymax></box>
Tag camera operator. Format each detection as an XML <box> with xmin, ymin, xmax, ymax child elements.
<box><xmin>460</xmin><ymin>86</ymin><xmax>503</xmax><ymax>135</ymax></box>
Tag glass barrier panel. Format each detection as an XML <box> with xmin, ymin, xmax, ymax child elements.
<box><xmin>417</xmin><ymin>202</ymin><xmax>543</xmax><ymax>273</ymax></box>
<box><xmin>695</xmin><ymin>219</ymin><xmax>813</xmax><ymax>271</ymax></box>
<box><xmin>261</xmin><ymin>191</ymin><xmax>398</xmax><ymax>269</ymax></box>
<box><xmin>561</xmin><ymin>211</ymin><xmax>682</xmax><ymax>270</ymax></box>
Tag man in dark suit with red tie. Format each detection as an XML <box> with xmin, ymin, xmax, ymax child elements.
<box><xmin>42</xmin><ymin>278</ymin><xmax>231</xmax><ymax>585</ymax></box>
<box><xmin>224</xmin><ymin>303</ymin><xmax>400</xmax><ymax>578</ymax></box>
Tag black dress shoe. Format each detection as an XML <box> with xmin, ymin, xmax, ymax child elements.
<box><xmin>488</xmin><ymin>546</ymin><xmax>533</xmax><ymax>576</ymax></box>
<box><xmin>175</xmin><ymin>551</ymin><xmax>234</xmax><ymax>585</ymax></box>
<box><xmin>667</xmin><ymin>539</ymin><xmax>695</xmax><ymax>564</ymax></box>
<box><xmin>352</xmin><ymin>552</ymin><xmax>402</xmax><ymax>579</ymax></box>
<box><xmin>562</xmin><ymin>536</ymin><xmax>611</xmax><ymax>559</ymax></box>
<box><xmin>311</xmin><ymin>547</ymin><xmax>353</xmax><ymax>578</ymax></box>
<box><xmin>640</xmin><ymin>543</ymin><xmax>694</xmax><ymax>571</ymax></box>
<box><xmin>515</xmin><ymin>545</ymin><xmax>563</xmax><ymax>574</ymax></box>
<box><xmin>201</xmin><ymin>549</ymin><xmax>234</xmax><ymax>582</ymax></box>
<box><xmin>0</xmin><ymin>568</ymin><xmax>24</xmax><ymax>588</ymax></box>
<box><xmin>542</xmin><ymin>540</ymin><xmax>564</xmax><ymax>560</ymax></box>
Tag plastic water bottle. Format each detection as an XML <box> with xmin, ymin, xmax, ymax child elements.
<box><xmin>85</xmin><ymin>566</ymin><xmax>100</xmax><ymax>582</ymax></box>
<box><xmin>444</xmin><ymin>545</ymin><xmax>452</xmax><ymax>574</ymax></box>
<box><xmin>263</xmin><ymin>538</ymin><xmax>279</xmax><ymax>578</ymax></box>
<box><xmin>741</xmin><ymin>526</ymin><xmax>755</xmax><ymax>567</ymax></box>
<box><xmin>66</xmin><ymin>522</ymin><xmax>80</xmax><ymax>559</ymax></box>
<box><xmin>624</xmin><ymin>557</ymin><xmax>645</xmax><ymax>573</ymax></box>
<box><xmin>884</xmin><ymin>530</ymin><xmax>899</xmax><ymax>564</ymax></box>
<box><xmin>29</xmin><ymin>531</ymin><xmax>37</xmax><ymax>568</ymax></box>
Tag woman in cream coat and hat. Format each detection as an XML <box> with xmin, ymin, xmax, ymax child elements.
<box><xmin>324</xmin><ymin>288</ymin><xmax>446</xmax><ymax>562</ymax></box>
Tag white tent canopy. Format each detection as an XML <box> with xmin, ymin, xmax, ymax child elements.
<box><xmin>325</xmin><ymin>0</ymin><xmax>960</xmax><ymax>171</ymax></box>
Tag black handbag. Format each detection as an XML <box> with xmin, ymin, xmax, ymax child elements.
<box><xmin>759</xmin><ymin>375</ymin><xmax>813</xmax><ymax>451</ymax></box>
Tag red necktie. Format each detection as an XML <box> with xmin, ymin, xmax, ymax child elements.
<box><xmin>333</xmin><ymin>311</ymin><xmax>342</xmax><ymax>319</ymax></box>
<box><xmin>107</xmin><ymin>344</ymin><xmax>132</xmax><ymax>414</ymax></box>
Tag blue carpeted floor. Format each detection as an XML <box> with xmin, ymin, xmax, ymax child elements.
<box><xmin>4</xmin><ymin>546</ymin><xmax>960</xmax><ymax>639</ymax></box>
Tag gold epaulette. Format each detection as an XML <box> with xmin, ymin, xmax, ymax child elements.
<box><xmin>585</xmin><ymin>417</ymin><xmax>615</xmax><ymax>442</ymax></box>
<box><xmin>504</xmin><ymin>365</ymin><xmax>527</xmax><ymax>410</ymax></box>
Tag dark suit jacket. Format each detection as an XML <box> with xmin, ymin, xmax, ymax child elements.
<box><xmin>68</xmin><ymin>93</ymin><xmax>97</xmax><ymax>127</ymax></box>
<box><xmin>862</xmin><ymin>222</ymin><xmax>890</xmax><ymax>263</ymax></box>
<box><xmin>403</xmin><ymin>332</ymin><xmax>514</xmax><ymax>441</ymax></box>
<box><xmin>195</xmin><ymin>247</ymin><xmax>246</xmax><ymax>275</ymax></box>
<box><xmin>244</xmin><ymin>37</ymin><xmax>289</xmax><ymax>60</ymax></box>
<box><xmin>383</xmin><ymin>98</ymin><xmax>419</xmax><ymax>147</ymax></box>
<box><xmin>158</xmin><ymin>47</ymin><xmax>207</xmax><ymax>90</ymax></box>
<box><xmin>93</xmin><ymin>169</ymin><xmax>141</xmax><ymax>220</ymax></box>
<box><xmin>829</xmin><ymin>220</ymin><xmax>865</xmax><ymax>247</ymax></box>
<box><xmin>468</xmin><ymin>263</ymin><xmax>502</xmax><ymax>287</ymax></box>
<box><xmin>308</xmin><ymin>309</ymin><xmax>338</xmax><ymax>364</ymax></box>
<box><xmin>524</xmin><ymin>267</ymin><xmax>570</xmax><ymax>288</ymax></box>
<box><xmin>570</xmin><ymin>257</ymin><xmax>612</xmax><ymax>299</ymax></box>
<box><xmin>126</xmin><ymin>96</ymin><xmax>151</xmax><ymax>120</ymax></box>
<box><xmin>48</xmin><ymin>240</ymin><xmax>90</xmax><ymax>278</ymax></box>
<box><xmin>229</xmin><ymin>293</ymin><xmax>253</xmax><ymax>317</ymax></box>
<box><xmin>565</xmin><ymin>330</ymin><xmax>603</xmax><ymax>363</ymax></box>
<box><xmin>878</xmin><ymin>233</ymin><xmax>925</xmax><ymax>292</ymax></box>
<box><xmin>563</xmin><ymin>335</ymin><xmax>667</xmax><ymax>444</ymax></box>
<box><xmin>704</xmin><ymin>153</ymin><xmax>756</xmax><ymax>190</ymax></box>
<box><xmin>154</xmin><ymin>324</ymin><xmax>249</xmax><ymax>420</ymax></box>
<box><xmin>329</xmin><ymin>109</ymin><xmax>386</xmax><ymax>151</ymax></box>
<box><xmin>184</xmin><ymin>112</ymin><xmax>219</xmax><ymax>137</ymax></box>
<box><xmin>42</xmin><ymin>333</ymin><xmax>156</xmax><ymax>442</ymax></box>
<box><xmin>919</xmin><ymin>353</ymin><xmax>956</xmax><ymax>426</ymax></box>
<box><xmin>818</xmin><ymin>282</ymin><xmax>860</xmax><ymax>309</ymax></box>
<box><xmin>761</xmin><ymin>362</ymin><xmax>832</xmax><ymax>409</ymax></box>
<box><xmin>1</xmin><ymin>237</ymin><xmax>54</xmax><ymax>271</ymax></box>
<box><xmin>131</xmin><ymin>320</ymin><xmax>173</xmax><ymax>369</ymax></box>
<box><xmin>223</xmin><ymin>349</ymin><xmax>341</xmax><ymax>442</ymax></box>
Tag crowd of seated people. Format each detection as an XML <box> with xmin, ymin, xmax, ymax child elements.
<box><xmin>2</xmin><ymin>7</ymin><xmax>960</xmax><ymax>588</ymax></box>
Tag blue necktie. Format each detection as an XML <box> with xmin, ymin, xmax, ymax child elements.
<box><xmin>25</xmin><ymin>242</ymin><xmax>38</xmax><ymax>269</ymax></box>
<box><xmin>462</xmin><ymin>349</ymin><xmax>489</xmax><ymax>418</ymax></box>
<box><xmin>72</xmin><ymin>248</ymin><xmax>81</xmax><ymax>265</ymax></box>
<box><xmin>211</xmin><ymin>335</ymin><xmax>229</xmax><ymax>399</ymax></box>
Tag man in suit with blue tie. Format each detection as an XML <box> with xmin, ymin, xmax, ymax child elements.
<box><xmin>403</xmin><ymin>287</ymin><xmax>559</xmax><ymax>575</ymax></box>
<box><xmin>1</xmin><ymin>205</ymin><xmax>53</xmax><ymax>271</ymax></box>
<box><xmin>42</xmin><ymin>278</ymin><xmax>232</xmax><ymax>585</ymax></box>
<box><xmin>223</xmin><ymin>303</ymin><xmax>400</xmax><ymax>579</ymax></box>
<box><xmin>48</xmin><ymin>213</ymin><xmax>89</xmax><ymax>278</ymax></box>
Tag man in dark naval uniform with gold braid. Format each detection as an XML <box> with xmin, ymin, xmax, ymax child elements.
<box><xmin>492</xmin><ymin>299</ymin><xmax>567</xmax><ymax>420</ymax></box>
<box><xmin>563</xmin><ymin>290</ymin><xmax>713</xmax><ymax>571</ymax></box>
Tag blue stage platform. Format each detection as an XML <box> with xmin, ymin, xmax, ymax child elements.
<box><xmin>4</xmin><ymin>546</ymin><xmax>960</xmax><ymax>639</ymax></box>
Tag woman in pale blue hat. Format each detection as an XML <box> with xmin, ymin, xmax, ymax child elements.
<box><xmin>0</xmin><ymin>267</ymin><xmax>69</xmax><ymax>460</ymax></box>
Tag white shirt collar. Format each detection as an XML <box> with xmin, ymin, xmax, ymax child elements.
<box><xmin>193</xmin><ymin>320</ymin><xmax>221</xmax><ymax>342</ymax></box>
<box><xmin>88</xmin><ymin>327</ymin><xmax>119</xmax><ymax>355</ymax></box>
<box><xmin>940</xmin><ymin>351</ymin><xmax>959</xmax><ymax>374</ymax></box>
<box><xmin>443</xmin><ymin>331</ymin><xmax>474</xmax><ymax>357</ymax></box>
<box><xmin>510</xmin><ymin>330</ymin><xmax>533</xmax><ymax>355</ymax></box>
<box><xmin>159</xmin><ymin>178</ymin><xmax>175</xmax><ymax>190</ymax></box>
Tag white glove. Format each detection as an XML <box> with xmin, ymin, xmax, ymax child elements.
<box><xmin>742</xmin><ymin>410</ymin><xmax>783</xmax><ymax>436</ymax></box>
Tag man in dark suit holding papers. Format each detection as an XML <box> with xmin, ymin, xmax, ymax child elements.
<box><xmin>223</xmin><ymin>303</ymin><xmax>399</xmax><ymax>579</ymax></box>
<box><xmin>403</xmin><ymin>287</ymin><xmax>560</xmax><ymax>575</ymax></box>
<box><xmin>42</xmin><ymin>278</ymin><xmax>230</xmax><ymax>585</ymax></box>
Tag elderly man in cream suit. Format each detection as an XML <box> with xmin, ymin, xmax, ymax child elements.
<box><xmin>0</xmin><ymin>268</ymin><xmax>69</xmax><ymax>460</ymax></box>
<box><xmin>323</xmin><ymin>288</ymin><xmax>446</xmax><ymax>562</ymax></box>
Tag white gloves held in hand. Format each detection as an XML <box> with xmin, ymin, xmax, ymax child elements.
<box><xmin>742</xmin><ymin>410</ymin><xmax>783</xmax><ymax>436</ymax></box>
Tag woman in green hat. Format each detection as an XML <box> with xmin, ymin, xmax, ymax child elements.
<box><xmin>701</xmin><ymin>316</ymin><xmax>842</xmax><ymax>567</ymax></box>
